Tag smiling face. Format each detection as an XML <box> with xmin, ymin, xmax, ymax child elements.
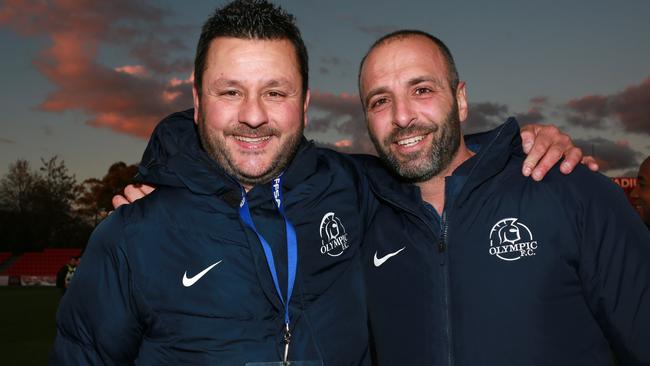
<box><xmin>631</xmin><ymin>157</ymin><xmax>650</xmax><ymax>226</ymax></box>
<box><xmin>359</xmin><ymin>35</ymin><xmax>468</xmax><ymax>182</ymax></box>
<box><xmin>193</xmin><ymin>37</ymin><xmax>309</xmax><ymax>189</ymax></box>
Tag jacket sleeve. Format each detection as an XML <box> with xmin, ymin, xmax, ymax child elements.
<box><xmin>577</xmin><ymin>172</ymin><xmax>650</xmax><ymax>365</ymax></box>
<box><xmin>49</xmin><ymin>211</ymin><xmax>143</xmax><ymax>365</ymax></box>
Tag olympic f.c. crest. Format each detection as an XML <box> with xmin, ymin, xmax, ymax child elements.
<box><xmin>489</xmin><ymin>218</ymin><xmax>539</xmax><ymax>261</ymax></box>
<box><xmin>319</xmin><ymin>212</ymin><xmax>349</xmax><ymax>257</ymax></box>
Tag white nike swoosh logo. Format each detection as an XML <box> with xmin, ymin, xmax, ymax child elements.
<box><xmin>182</xmin><ymin>260</ymin><xmax>223</xmax><ymax>287</ymax></box>
<box><xmin>373</xmin><ymin>247</ymin><xmax>406</xmax><ymax>267</ymax></box>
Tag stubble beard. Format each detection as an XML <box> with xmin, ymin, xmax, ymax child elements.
<box><xmin>197</xmin><ymin>107</ymin><xmax>304</xmax><ymax>187</ymax></box>
<box><xmin>369</xmin><ymin>102</ymin><xmax>461</xmax><ymax>183</ymax></box>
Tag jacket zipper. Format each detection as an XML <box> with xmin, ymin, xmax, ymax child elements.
<box><xmin>439</xmin><ymin>211</ymin><xmax>454</xmax><ymax>366</ymax></box>
<box><xmin>372</xmin><ymin>192</ymin><xmax>454</xmax><ymax>366</ymax></box>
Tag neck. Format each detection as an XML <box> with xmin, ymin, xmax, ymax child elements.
<box><xmin>417</xmin><ymin>138</ymin><xmax>474</xmax><ymax>214</ymax></box>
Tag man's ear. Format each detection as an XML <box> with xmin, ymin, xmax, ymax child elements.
<box><xmin>303</xmin><ymin>89</ymin><xmax>311</xmax><ymax>127</ymax></box>
<box><xmin>456</xmin><ymin>81</ymin><xmax>468</xmax><ymax>123</ymax></box>
<box><xmin>192</xmin><ymin>72</ymin><xmax>200</xmax><ymax>124</ymax></box>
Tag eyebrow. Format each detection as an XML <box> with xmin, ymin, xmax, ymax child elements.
<box><xmin>407</xmin><ymin>76</ymin><xmax>445</xmax><ymax>89</ymax></box>
<box><xmin>364</xmin><ymin>76</ymin><xmax>446</xmax><ymax>107</ymax></box>
<box><xmin>208</xmin><ymin>78</ymin><xmax>294</xmax><ymax>90</ymax></box>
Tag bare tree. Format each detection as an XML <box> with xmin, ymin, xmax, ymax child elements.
<box><xmin>0</xmin><ymin>159</ymin><xmax>38</xmax><ymax>212</ymax></box>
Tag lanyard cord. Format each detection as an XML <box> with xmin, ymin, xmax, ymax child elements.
<box><xmin>238</xmin><ymin>175</ymin><xmax>298</xmax><ymax>326</ymax></box>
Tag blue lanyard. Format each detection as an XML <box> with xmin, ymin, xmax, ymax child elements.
<box><xmin>238</xmin><ymin>175</ymin><xmax>298</xmax><ymax>327</ymax></box>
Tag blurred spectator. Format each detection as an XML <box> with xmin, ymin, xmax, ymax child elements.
<box><xmin>56</xmin><ymin>256</ymin><xmax>77</xmax><ymax>294</ymax></box>
<box><xmin>631</xmin><ymin>156</ymin><xmax>650</xmax><ymax>228</ymax></box>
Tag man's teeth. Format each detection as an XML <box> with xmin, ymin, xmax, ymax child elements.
<box><xmin>397</xmin><ymin>135</ymin><xmax>425</xmax><ymax>146</ymax></box>
<box><xmin>234</xmin><ymin>136</ymin><xmax>270</xmax><ymax>143</ymax></box>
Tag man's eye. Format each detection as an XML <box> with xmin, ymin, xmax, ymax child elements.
<box><xmin>221</xmin><ymin>90</ymin><xmax>239</xmax><ymax>96</ymax></box>
<box><xmin>370</xmin><ymin>98</ymin><xmax>388</xmax><ymax>109</ymax></box>
<box><xmin>267</xmin><ymin>91</ymin><xmax>286</xmax><ymax>98</ymax></box>
<box><xmin>414</xmin><ymin>87</ymin><xmax>432</xmax><ymax>95</ymax></box>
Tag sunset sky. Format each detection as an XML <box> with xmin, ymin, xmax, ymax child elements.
<box><xmin>1</xmin><ymin>0</ymin><xmax>649</xmax><ymax>181</ymax></box>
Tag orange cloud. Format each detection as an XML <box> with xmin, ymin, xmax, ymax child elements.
<box><xmin>115</xmin><ymin>65</ymin><xmax>148</xmax><ymax>77</ymax></box>
<box><xmin>334</xmin><ymin>139</ymin><xmax>353</xmax><ymax>148</ymax></box>
<box><xmin>0</xmin><ymin>0</ymin><xmax>192</xmax><ymax>138</ymax></box>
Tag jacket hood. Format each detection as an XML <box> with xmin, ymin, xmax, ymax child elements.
<box><xmin>455</xmin><ymin>117</ymin><xmax>523</xmax><ymax>206</ymax></box>
<box><xmin>135</xmin><ymin>109</ymin><xmax>317</xmax><ymax>196</ymax></box>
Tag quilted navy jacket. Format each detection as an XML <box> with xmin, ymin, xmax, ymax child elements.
<box><xmin>50</xmin><ymin>109</ymin><xmax>374</xmax><ymax>365</ymax></box>
<box><xmin>361</xmin><ymin>119</ymin><xmax>650</xmax><ymax>366</ymax></box>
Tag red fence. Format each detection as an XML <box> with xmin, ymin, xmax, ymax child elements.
<box><xmin>1</xmin><ymin>248</ymin><xmax>82</xmax><ymax>276</ymax></box>
<box><xmin>0</xmin><ymin>251</ymin><xmax>11</xmax><ymax>264</ymax></box>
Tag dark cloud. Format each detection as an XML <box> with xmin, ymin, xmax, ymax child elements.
<box><xmin>574</xmin><ymin>137</ymin><xmax>641</xmax><ymax>172</ymax></box>
<box><xmin>310</xmin><ymin>92</ymin><xmax>362</xmax><ymax>118</ymax></box>
<box><xmin>515</xmin><ymin>107</ymin><xmax>545</xmax><ymax>125</ymax></box>
<box><xmin>464</xmin><ymin>102</ymin><xmax>508</xmax><ymax>133</ymax></box>
<box><xmin>318</xmin><ymin>56</ymin><xmax>341</xmax><ymax>75</ymax></box>
<box><xmin>564</xmin><ymin>95</ymin><xmax>609</xmax><ymax>129</ymax></box>
<box><xmin>307</xmin><ymin>116</ymin><xmax>334</xmax><ymax>133</ymax></box>
<box><xmin>0</xmin><ymin>137</ymin><xmax>15</xmax><ymax>144</ymax></box>
<box><xmin>129</xmin><ymin>36</ymin><xmax>192</xmax><ymax>75</ymax></box>
<box><xmin>610</xmin><ymin>77</ymin><xmax>650</xmax><ymax>135</ymax></box>
<box><xmin>0</xmin><ymin>0</ymin><xmax>192</xmax><ymax>138</ymax></box>
<box><xmin>307</xmin><ymin>92</ymin><xmax>374</xmax><ymax>154</ymax></box>
<box><xmin>563</xmin><ymin>77</ymin><xmax>650</xmax><ymax>135</ymax></box>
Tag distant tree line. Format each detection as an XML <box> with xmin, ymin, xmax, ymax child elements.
<box><xmin>0</xmin><ymin>156</ymin><xmax>137</xmax><ymax>253</ymax></box>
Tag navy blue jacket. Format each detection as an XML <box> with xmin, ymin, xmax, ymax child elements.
<box><xmin>361</xmin><ymin>119</ymin><xmax>650</xmax><ymax>366</ymax></box>
<box><xmin>50</xmin><ymin>109</ymin><xmax>374</xmax><ymax>365</ymax></box>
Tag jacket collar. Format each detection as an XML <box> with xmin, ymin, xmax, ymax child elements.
<box><xmin>454</xmin><ymin>117</ymin><xmax>522</xmax><ymax>208</ymax></box>
<box><xmin>365</xmin><ymin>118</ymin><xmax>523</xmax><ymax>209</ymax></box>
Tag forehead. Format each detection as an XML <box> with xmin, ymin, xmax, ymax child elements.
<box><xmin>205</xmin><ymin>37</ymin><xmax>301</xmax><ymax>81</ymax></box>
<box><xmin>361</xmin><ymin>35</ymin><xmax>450</xmax><ymax>92</ymax></box>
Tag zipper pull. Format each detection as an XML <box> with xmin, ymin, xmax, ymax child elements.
<box><xmin>438</xmin><ymin>240</ymin><xmax>447</xmax><ymax>253</ymax></box>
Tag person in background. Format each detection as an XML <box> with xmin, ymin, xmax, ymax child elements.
<box><xmin>55</xmin><ymin>256</ymin><xmax>76</xmax><ymax>295</ymax></box>
<box><xmin>631</xmin><ymin>156</ymin><xmax>650</xmax><ymax>228</ymax></box>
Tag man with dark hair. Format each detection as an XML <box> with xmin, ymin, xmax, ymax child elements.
<box><xmin>358</xmin><ymin>30</ymin><xmax>650</xmax><ymax>365</ymax></box>
<box><xmin>51</xmin><ymin>1</ymin><xmax>373</xmax><ymax>364</ymax></box>
<box><xmin>631</xmin><ymin>156</ymin><xmax>650</xmax><ymax>228</ymax></box>
<box><xmin>77</xmin><ymin>1</ymin><xmax>589</xmax><ymax>365</ymax></box>
<box><xmin>194</xmin><ymin>0</ymin><xmax>309</xmax><ymax>100</ymax></box>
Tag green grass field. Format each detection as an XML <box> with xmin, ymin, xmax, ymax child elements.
<box><xmin>0</xmin><ymin>287</ymin><xmax>60</xmax><ymax>365</ymax></box>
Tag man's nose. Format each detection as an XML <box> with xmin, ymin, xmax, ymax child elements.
<box><xmin>392</xmin><ymin>97</ymin><xmax>416</xmax><ymax>128</ymax></box>
<box><xmin>239</xmin><ymin>96</ymin><xmax>268</xmax><ymax>128</ymax></box>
